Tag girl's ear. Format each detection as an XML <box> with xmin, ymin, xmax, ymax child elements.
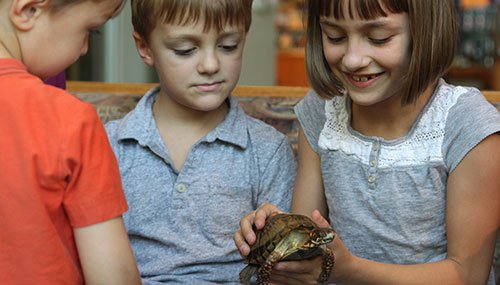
<box><xmin>132</xmin><ymin>31</ymin><xmax>154</xmax><ymax>67</ymax></box>
<box><xmin>10</xmin><ymin>0</ymin><xmax>46</xmax><ymax>31</ymax></box>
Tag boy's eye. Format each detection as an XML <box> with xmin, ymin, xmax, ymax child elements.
<box><xmin>173</xmin><ymin>48</ymin><xmax>196</xmax><ymax>56</ymax></box>
<box><xmin>220</xmin><ymin>44</ymin><xmax>238</xmax><ymax>52</ymax></box>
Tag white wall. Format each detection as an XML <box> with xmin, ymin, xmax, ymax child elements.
<box><xmin>239</xmin><ymin>0</ymin><xmax>278</xmax><ymax>85</ymax></box>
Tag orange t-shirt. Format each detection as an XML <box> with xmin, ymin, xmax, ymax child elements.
<box><xmin>0</xmin><ymin>59</ymin><xmax>128</xmax><ymax>284</ymax></box>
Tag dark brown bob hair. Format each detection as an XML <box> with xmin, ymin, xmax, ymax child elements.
<box><xmin>305</xmin><ymin>0</ymin><xmax>458</xmax><ymax>105</ymax></box>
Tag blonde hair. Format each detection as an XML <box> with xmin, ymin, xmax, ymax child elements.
<box><xmin>131</xmin><ymin>0</ymin><xmax>253</xmax><ymax>43</ymax></box>
<box><xmin>305</xmin><ymin>0</ymin><xmax>458</xmax><ymax>105</ymax></box>
<box><xmin>49</xmin><ymin>0</ymin><xmax>125</xmax><ymax>16</ymax></box>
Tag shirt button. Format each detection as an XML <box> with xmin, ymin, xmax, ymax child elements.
<box><xmin>368</xmin><ymin>175</ymin><xmax>375</xmax><ymax>183</ymax></box>
<box><xmin>176</xmin><ymin>184</ymin><xmax>186</xmax><ymax>193</ymax></box>
<box><xmin>370</xmin><ymin>160</ymin><xmax>376</xmax><ymax>167</ymax></box>
<box><xmin>373</xmin><ymin>142</ymin><xmax>379</xmax><ymax>151</ymax></box>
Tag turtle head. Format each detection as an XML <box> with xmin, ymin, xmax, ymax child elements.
<box><xmin>308</xmin><ymin>228</ymin><xmax>335</xmax><ymax>247</ymax></box>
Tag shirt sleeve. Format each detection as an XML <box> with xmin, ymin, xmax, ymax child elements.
<box><xmin>61</xmin><ymin>105</ymin><xmax>128</xmax><ymax>227</ymax></box>
<box><xmin>294</xmin><ymin>90</ymin><xmax>327</xmax><ymax>153</ymax></box>
<box><xmin>444</xmin><ymin>88</ymin><xmax>500</xmax><ymax>172</ymax></box>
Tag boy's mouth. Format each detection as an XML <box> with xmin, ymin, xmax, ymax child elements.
<box><xmin>194</xmin><ymin>81</ymin><xmax>223</xmax><ymax>92</ymax></box>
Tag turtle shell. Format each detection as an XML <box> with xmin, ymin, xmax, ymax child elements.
<box><xmin>244</xmin><ymin>213</ymin><xmax>328</xmax><ymax>264</ymax></box>
<box><xmin>240</xmin><ymin>213</ymin><xmax>335</xmax><ymax>284</ymax></box>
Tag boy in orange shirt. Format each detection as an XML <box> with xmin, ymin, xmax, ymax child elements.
<box><xmin>0</xmin><ymin>0</ymin><xmax>141</xmax><ymax>284</ymax></box>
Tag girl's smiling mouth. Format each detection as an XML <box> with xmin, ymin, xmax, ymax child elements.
<box><xmin>345</xmin><ymin>72</ymin><xmax>384</xmax><ymax>88</ymax></box>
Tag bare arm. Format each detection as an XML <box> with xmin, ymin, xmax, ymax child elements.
<box><xmin>331</xmin><ymin>133</ymin><xmax>500</xmax><ymax>284</ymax></box>
<box><xmin>444</xmin><ymin>133</ymin><xmax>500</xmax><ymax>283</ymax></box>
<box><xmin>291</xmin><ymin>128</ymin><xmax>328</xmax><ymax>218</ymax></box>
<box><xmin>74</xmin><ymin>216</ymin><xmax>142</xmax><ymax>285</ymax></box>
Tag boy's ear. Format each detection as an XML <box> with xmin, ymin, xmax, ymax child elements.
<box><xmin>132</xmin><ymin>31</ymin><xmax>154</xmax><ymax>67</ymax></box>
<box><xmin>9</xmin><ymin>0</ymin><xmax>46</xmax><ymax>31</ymax></box>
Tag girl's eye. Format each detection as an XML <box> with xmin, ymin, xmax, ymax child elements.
<box><xmin>173</xmin><ymin>48</ymin><xmax>196</xmax><ymax>56</ymax></box>
<box><xmin>326</xmin><ymin>36</ymin><xmax>345</xmax><ymax>44</ymax></box>
<box><xmin>369</xmin><ymin>37</ymin><xmax>392</xmax><ymax>45</ymax></box>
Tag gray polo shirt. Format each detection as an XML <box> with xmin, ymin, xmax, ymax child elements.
<box><xmin>295</xmin><ymin>79</ymin><xmax>499</xmax><ymax>284</ymax></box>
<box><xmin>105</xmin><ymin>87</ymin><xmax>296</xmax><ymax>284</ymax></box>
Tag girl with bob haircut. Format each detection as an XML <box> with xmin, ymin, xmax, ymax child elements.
<box><xmin>234</xmin><ymin>0</ymin><xmax>500</xmax><ymax>284</ymax></box>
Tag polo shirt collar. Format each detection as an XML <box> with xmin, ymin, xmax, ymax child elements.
<box><xmin>116</xmin><ymin>86</ymin><xmax>249</xmax><ymax>150</ymax></box>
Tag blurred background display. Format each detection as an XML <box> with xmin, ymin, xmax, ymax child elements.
<box><xmin>67</xmin><ymin>0</ymin><xmax>499</xmax><ymax>90</ymax></box>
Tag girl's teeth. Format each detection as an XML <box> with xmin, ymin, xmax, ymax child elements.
<box><xmin>353</xmin><ymin>75</ymin><xmax>375</xmax><ymax>82</ymax></box>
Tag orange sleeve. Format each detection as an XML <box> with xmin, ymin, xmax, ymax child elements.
<box><xmin>61</xmin><ymin>104</ymin><xmax>128</xmax><ymax>228</ymax></box>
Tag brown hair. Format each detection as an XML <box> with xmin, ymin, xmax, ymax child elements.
<box><xmin>305</xmin><ymin>0</ymin><xmax>458</xmax><ymax>105</ymax></box>
<box><xmin>131</xmin><ymin>0</ymin><xmax>253</xmax><ymax>43</ymax></box>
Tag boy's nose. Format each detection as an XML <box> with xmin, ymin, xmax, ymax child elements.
<box><xmin>197</xmin><ymin>51</ymin><xmax>220</xmax><ymax>74</ymax></box>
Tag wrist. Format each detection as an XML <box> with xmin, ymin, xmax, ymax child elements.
<box><xmin>326</xmin><ymin>240</ymin><xmax>357</xmax><ymax>284</ymax></box>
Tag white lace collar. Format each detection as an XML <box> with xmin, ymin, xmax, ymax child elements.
<box><xmin>318</xmin><ymin>81</ymin><xmax>469</xmax><ymax>168</ymax></box>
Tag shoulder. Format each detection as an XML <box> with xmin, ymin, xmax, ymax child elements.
<box><xmin>436</xmin><ymin>82</ymin><xmax>500</xmax><ymax>128</ymax></box>
<box><xmin>19</xmin><ymin>83</ymin><xmax>102</xmax><ymax>131</ymax></box>
<box><xmin>295</xmin><ymin>89</ymin><xmax>326</xmax><ymax>115</ymax></box>
<box><xmin>434</xmin><ymin>82</ymin><xmax>500</xmax><ymax>171</ymax></box>
<box><xmin>243</xmin><ymin>113</ymin><xmax>290</xmax><ymax>150</ymax></box>
<box><xmin>104</xmin><ymin>118</ymin><xmax>122</xmax><ymax>141</ymax></box>
<box><xmin>10</xmin><ymin>74</ymin><xmax>96</xmax><ymax>114</ymax></box>
<box><xmin>229</xmin><ymin>105</ymin><xmax>294</xmax><ymax>163</ymax></box>
<box><xmin>104</xmin><ymin>89</ymin><xmax>158</xmax><ymax>146</ymax></box>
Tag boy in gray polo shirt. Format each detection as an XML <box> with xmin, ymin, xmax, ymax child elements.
<box><xmin>105</xmin><ymin>1</ymin><xmax>296</xmax><ymax>284</ymax></box>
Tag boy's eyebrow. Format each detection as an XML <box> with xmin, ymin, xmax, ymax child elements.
<box><xmin>165</xmin><ymin>31</ymin><xmax>243</xmax><ymax>42</ymax></box>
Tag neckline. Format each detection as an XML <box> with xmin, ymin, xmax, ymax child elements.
<box><xmin>344</xmin><ymin>80</ymin><xmax>444</xmax><ymax>145</ymax></box>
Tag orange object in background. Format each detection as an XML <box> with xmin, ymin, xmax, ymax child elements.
<box><xmin>460</xmin><ymin>0</ymin><xmax>490</xmax><ymax>9</ymax></box>
<box><xmin>276</xmin><ymin>49</ymin><xmax>309</xmax><ymax>87</ymax></box>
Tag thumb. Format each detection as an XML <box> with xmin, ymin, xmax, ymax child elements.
<box><xmin>311</xmin><ymin>209</ymin><xmax>330</xmax><ymax>228</ymax></box>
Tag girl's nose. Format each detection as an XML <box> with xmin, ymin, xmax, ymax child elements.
<box><xmin>342</xmin><ymin>39</ymin><xmax>370</xmax><ymax>72</ymax></box>
<box><xmin>197</xmin><ymin>51</ymin><xmax>220</xmax><ymax>75</ymax></box>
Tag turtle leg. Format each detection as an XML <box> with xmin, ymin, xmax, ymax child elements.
<box><xmin>318</xmin><ymin>247</ymin><xmax>335</xmax><ymax>283</ymax></box>
<box><xmin>257</xmin><ymin>253</ymin><xmax>280</xmax><ymax>285</ymax></box>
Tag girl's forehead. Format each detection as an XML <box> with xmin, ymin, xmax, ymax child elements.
<box><xmin>317</xmin><ymin>0</ymin><xmax>407</xmax><ymax>21</ymax></box>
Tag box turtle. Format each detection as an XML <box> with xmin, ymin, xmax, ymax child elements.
<box><xmin>240</xmin><ymin>213</ymin><xmax>335</xmax><ymax>285</ymax></box>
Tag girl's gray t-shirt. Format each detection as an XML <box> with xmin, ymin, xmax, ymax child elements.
<box><xmin>294</xmin><ymin>80</ymin><xmax>500</xmax><ymax>284</ymax></box>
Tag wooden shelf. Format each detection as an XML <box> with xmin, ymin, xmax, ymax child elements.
<box><xmin>446</xmin><ymin>61</ymin><xmax>500</xmax><ymax>90</ymax></box>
